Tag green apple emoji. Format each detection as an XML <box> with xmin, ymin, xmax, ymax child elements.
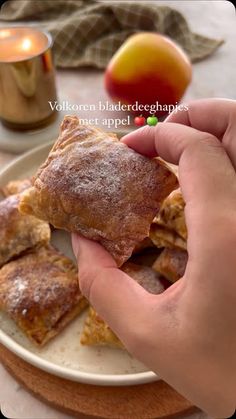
<box><xmin>147</xmin><ymin>115</ymin><xmax>158</xmax><ymax>126</ymax></box>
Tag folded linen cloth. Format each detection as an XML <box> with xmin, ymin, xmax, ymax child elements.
<box><xmin>0</xmin><ymin>0</ymin><xmax>224</xmax><ymax>68</ymax></box>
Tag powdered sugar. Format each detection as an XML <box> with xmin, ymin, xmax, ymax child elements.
<box><xmin>29</xmin><ymin>118</ymin><xmax>177</xmax><ymax>265</ymax></box>
<box><xmin>7</xmin><ymin>276</ymin><xmax>27</xmax><ymax>313</ymax></box>
<box><xmin>43</xmin><ymin>138</ymin><xmax>160</xmax><ymax>220</ymax></box>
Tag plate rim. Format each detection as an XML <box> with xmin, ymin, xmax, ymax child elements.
<box><xmin>0</xmin><ymin>138</ymin><xmax>158</xmax><ymax>386</ymax></box>
<box><xmin>0</xmin><ymin>328</ymin><xmax>157</xmax><ymax>385</ymax></box>
<box><xmin>0</xmin><ymin>140</ymin><xmax>54</xmax><ymax>183</ymax></box>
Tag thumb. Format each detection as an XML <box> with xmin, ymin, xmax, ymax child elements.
<box><xmin>72</xmin><ymin>233</ymin><xmax>158</xmax><ymax>348</ymax></box>
<box><xmin>122</xmin><ymin>122</ymin><xmax>236</xmax><ymax>206</ymax></box>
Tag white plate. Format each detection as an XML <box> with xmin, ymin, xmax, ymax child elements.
<box><xmin>0</xmin><ymin>138</ymin><xmax>158</xmax><ymax>386</ymax></box>
<box><xmin>0</xmin><ymin>111</ymin><xmax>66</xmax><ymax>154</ymax></box>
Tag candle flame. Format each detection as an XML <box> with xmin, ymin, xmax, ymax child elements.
<box><xmin>0</xmin><ymin>29</ymin><xmax>12</xmax><ymax>39</ymax></box>
<box><xmin>21</xmin><ymin>38</ymin><xmax>32</xmax><ymax>52</ymax></box>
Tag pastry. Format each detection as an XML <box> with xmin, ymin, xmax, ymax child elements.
<box><xmin>150</xmin><ymin>223</ymin><xmax>187</xmax><ymax>251</ymax></box>
<box><xmin>121</xmin><ymin>262</ymin><xmax>166</xmax><ymax>294</ymax></box>
<box><xmin>133</xmin><ymin>237</ymin><xmax>155</xmax><ymax>254</ymax></box>
<box><xmin>19</xmin><ymin>116</ymin><xmax>178</xmax><ymax>266</ymax></box>
<box><xmin>130</xmin><ymin>246</ymin><xmax>161</xmax><ymax>267</ymax></box>
<box><xmin>80</xmin><ymin>306</ymin><xmax>123</xmax><ymax>348</ymax></box>
<box><xmin>0</xmin><ymin>195</ymin><xmax>50</xmax><ymax>268</ymax></box>
<box><xmin>1</xmin><ymin>178</ymin><xmax>32</xmax><ymax>197</ymax></box>
<box><xmin>0</xmin><ymin>246</ymin><xmax>88</xmax><ymax>346</ymax></box>
<box><xmin>81</xmin><ymin>262</ymin><xmax>166</xmax><ymax>348</ymax></box>
<box><xmin>154</xmin><ymin>189</ymin><xmax>187</xmax><ymax>240</ymax></box>
<box><xmin>152</xmin><ymin>248</ymin><xmax>188</xmax><ymax>282</ymax></box>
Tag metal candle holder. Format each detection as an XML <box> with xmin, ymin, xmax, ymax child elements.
<box><xmin>0</xmin><ymin>27</ymin><xmax>57</xmax><ymax>130</ymax></box>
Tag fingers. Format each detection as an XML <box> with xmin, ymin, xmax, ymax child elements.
<box><xmin>166</xmin><ymin>98</ymin><xmax>235</xmax><ymax>139</ymax></box>
<box><xmin>166</xmin><ymin>98</ymin><xmax>236</xmax><ymax>168</ymax></box>
<box><xmin>122</xmin><ymin>122</ymin><xmax>236</xmax><ymax>207</ymax></box>
<box><xmin>71</xmin><ymin>233</ymin><xmax>236</xmax><ymax>418</ymax></box>
<box><xmin>122</xmin><ymin>121</ymin><xmax>215</xmax><ymax>163</ymax></box>
<box><xmin>72</xmin><ymin>233</ymin><xmax>156</xmax><ymax>346</ymax></box>
<box><xmin>122</xmin><ymin>125</ymin><xmax>158</xmax><ymax>158</ymax></box>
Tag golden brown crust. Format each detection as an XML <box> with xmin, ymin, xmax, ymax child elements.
<box><xmin>0</xmin><ymin>246</ymin><xmax>88</xmax><ymax>346</ymax></box>
<box><xmin>19</xmin><ymin>116</ymin><xmax>178</xmax><ymax>267</ymax></box>
<box><xmin>80</xmin><ymin>306</ymin><xmax>123</xmax><ymax>348</ymax></box>
<box><xmin>0</xmin><ymin>195</ymin><xmax>50</xmax><ymax>268</ymax></box>
<box><xmin>1</xmin><ymin>178</ymin><xmax>32</xmax><ymax>198</ymax></box>
<box><xmin>121</xmin><ymin>262</ymin><xmax>165</xmax><ymax>294</ymax></box>
<box><xmin>133</xmin><ymin>237</ymin><xmax>155</xmax><ymax>254</ymax></box>
<box><xmin>80</xmin><ymin>262</ymin><xmax>165</xmax><ymax>348</ymax></box>
<box><xmin>154</xmin><ymin>189</ymin><xmax>187</xmax><ymax>240</ymax></box>
<box><xmin>149</xmin><ymin>223</ymin><xmax>187</xmax><ymax>251</ymax></box>
<box><xmin>152</xmin><ymin>248</ymin><xmax>188</xmax><ymax>283</ymax></box>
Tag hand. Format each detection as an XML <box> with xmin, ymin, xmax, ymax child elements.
<box><xmin>72</xmin><ymin>99</ymin><xmax>236</xmax><ymax>418</ymax></box>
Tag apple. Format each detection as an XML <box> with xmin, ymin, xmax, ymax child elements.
<box><xmin>134</xmin><ymin>115</ymin><xmax>146</xmax><ymax>126</ymax></box>
<box><xmin>147</xmin><ymin>115</ymin><xmax>158</xmax><ymax>126</ymax></box>
<box><xmin>105</xmin><ymin>33</ymin><xmax>192</xmax><ymax>117</ymax></box>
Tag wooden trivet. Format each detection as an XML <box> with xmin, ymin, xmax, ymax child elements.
<box><xmin>0</xmin><ymin>343</ymin><xmax>198</xmax><ymax>418</ymax></box>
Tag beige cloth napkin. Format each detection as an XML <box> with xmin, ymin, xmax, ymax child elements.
<box><xmin>0</xmin><ymin>0</ymin><xmax>224</xmax><ymax>68</ymax></box>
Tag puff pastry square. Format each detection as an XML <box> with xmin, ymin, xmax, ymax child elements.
<box><xmin>121</xmin><ymin>262</ymin><xmax>166</xmax><ymax>294</ymax></box>
<box><xmin>152</xmin><ymin>248</ymin><xmax>188</xmax><ymax>283</ymax></box>
<box><xmin>81</xmin><ymin>262</ymin><xmax>165</xmax><ymax>348</ymax></box>
<box><xmin>80</xmin><ymin>306</ymin><xmax>123</xmax><ymax>348</ymax></box>
<box><xmin>0</xmin><ymin>246</ymin><xmax>88</xmax><ymax>346</ymax></box>
<box><xmin>154</xmin><ymin>189</ymin><xmax>187</xmax><ymax>240</ymax></box>
<box><xmin>0</xmin><ymin>195</ymin><xmax>50</xmax><ymax>268</ymax></box>
<box><xmin>150</xmin><ymin>223</ymin><xmax>187</xmax><ymax>251</ymax></box>
<box><xmin>19</xmin><ymin>116</ymin><xmax>178</xmax><ymax>266</ymax></box>
<box><xmin>1</xmin><ymin>178</ymin><xmax>32</xmax><ymax>198</ymax></box>
<box><xmin>133</xmin><ymin>237</ymin><xmax>155</xmax><ymax>254</ymax></box>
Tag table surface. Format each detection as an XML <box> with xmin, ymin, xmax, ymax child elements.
<box><xmin>0</xmin><ymin>1</ymin><xmax>235</xmax><ymax>418</ymax></box>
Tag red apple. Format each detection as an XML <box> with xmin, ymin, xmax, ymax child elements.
<box><xmin>134</xmin><ymin>115</ymin><xmax>146</xmax><ymax>126</ymax></box>
<box><xmin>105</xmin><ymin>33</ymin><xmax>192</xmax><ymax>117</ymax></box>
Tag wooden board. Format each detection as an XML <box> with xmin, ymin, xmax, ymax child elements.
<box><xmin>0</xmin><ymin>343</ymin><xmax>198</xmax><ymax>418</ymax></box>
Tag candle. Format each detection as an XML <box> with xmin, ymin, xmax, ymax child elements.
<box><xmin>0</xmin><ymin>27</ymin><xmax>50</xmax><ymax>62</ymax></box>
<box><xmin>0</xmin><ymin>27</ymin><xmax>57</xmax><ymax>130</ymax></box>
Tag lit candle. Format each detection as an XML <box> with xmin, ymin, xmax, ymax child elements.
<box><xmin>0</xmin><ymin>27</ymin><xmax>49</xmax><ymax>62</ymax></box>
<box><xmin>0</xmin><ymin>27</ymin><xmax>57</xmax><ymax>130</ymax></box>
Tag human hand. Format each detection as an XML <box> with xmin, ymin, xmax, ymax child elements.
<box><xmin>72</xmin><ymin>98</ymin><xmax>236</xmax><ymax>418</ymax></box>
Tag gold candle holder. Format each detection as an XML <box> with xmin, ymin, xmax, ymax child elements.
<box><xmin>0</xmin><ymin>27</ymin><xmax>57</xmax><ymax>130</ymax></box>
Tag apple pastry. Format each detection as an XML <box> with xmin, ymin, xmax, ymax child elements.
<box><xmin>80</xmin><ymin>306</ymin><xmax>123</xmax><ymax>348</ymax></box>
<box><xmin>19</xmin><ymin>116</ymin><xmax>178</xmax><ymax>266</ymax></box>
<box><xmin>152</xmin><ymin>248</ymin><xmax>188</xmax><ymax>283</ymax></box>
<box><xmin>1</xmin><ymin>178</ymin><xmax>32</xmax><ymax>198</ymax></box>
<box><xmin>0</xmin><ymin>246</ymin><xmax>88</xmax><ymax>346</ymax></box>
<box><xmin>121</xmin><ymin>262</ymin><xmax>166</xmax><ymax>293</ymax></box>
<box><xmin>133</xmin><ymin>237</ymin><xmax>155</xmax><ymax>254</ymax></box>
<box><xmin>0</xmin><ymin>195</ymin><xmax>50</xmax><ymax>268</ymax></box>
<box><xmin>81</xmin><ymin>262</ymin><xmax>166</xmax><ymax>348</ymax></box>
<box><xmin>154</xmin><ymin>189</ymin><xmax>187</xmax><ymax>240</ymax></box>
<box><xmin>149</xmin><ymin>223</ymin><xmax>187</xmax><ymax>251</ymax></box>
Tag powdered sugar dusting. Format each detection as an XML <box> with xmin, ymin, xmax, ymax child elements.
<box><xmin>7</xmin><ymin>275</ymin><xmax>28</xmax><ymax>313</ymax></box>
<box><xmin>31</xmin><ymin>119</ymin><xmax>177</xmax><ymax>265</ymax></box>
<box><xmin>41</xmin><ymin>134</ymin><xmax>168</xmax><ymax>228</ymax></box>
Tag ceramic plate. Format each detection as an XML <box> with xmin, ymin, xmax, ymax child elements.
<box><xmin>0</xmin><ymin>136</ymin><xmax>158</xmax><ymax>386</ymax></box>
